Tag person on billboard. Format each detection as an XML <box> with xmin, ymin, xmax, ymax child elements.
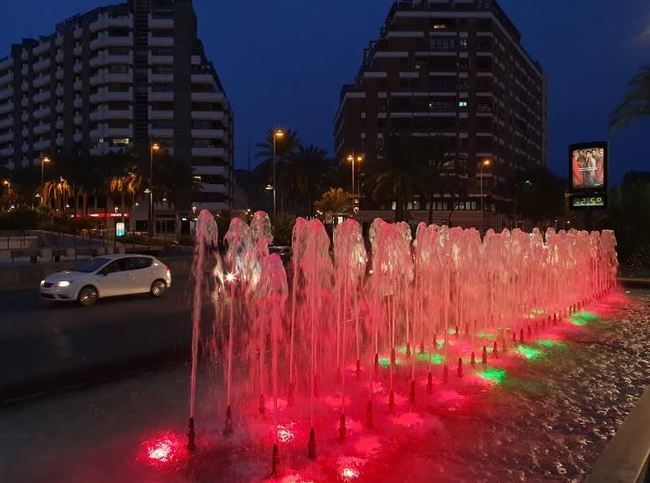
<box><xmin>572</xmin><ymin>150</ymin><xmax>584</xmax><ymax>188</ymax></box>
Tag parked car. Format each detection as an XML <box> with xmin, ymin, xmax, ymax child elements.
<box><xmin>39</xmin><ymin>254</ymin><xmax>172</xmax><ymax>306</ymax></box>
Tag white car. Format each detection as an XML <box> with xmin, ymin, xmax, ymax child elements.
<box><xmin>40</xmin><ymin>254</ymin><xmax>172</xmax><ymax>306</ymax></box>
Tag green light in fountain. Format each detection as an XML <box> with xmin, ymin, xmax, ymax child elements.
<box><xmin>570</xmin><ymin>311</ymin><xmax>598</xmax><ymax>326</ymax></box>
<box><xmin>537</xmin><ymin>339</ymin><xmax>567</xmax><ymax>350</ymax></box>
<box><xmin>477</xmin><ymin>368</ymin><xmax>507</xmax><ymax>384</ymax></box>
<box><xmin>378</xmin><ymin>357</ymin><xmax>390</xmax><ymax>367</ymax></box>
<box><xmin>476</xmin><ymin>331</ymin><xmax>496</xmax><ymax>340</ymax></box>
<box><xmin>516</xmin><ymin>345</ymin><xmax>543</xmax><ymax>360</ymax></box>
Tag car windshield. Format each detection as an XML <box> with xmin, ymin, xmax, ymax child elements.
<box><xmin>70</xmin><ymin>257</ymin><xmax>111</xmax><ymax>273</ymax></box>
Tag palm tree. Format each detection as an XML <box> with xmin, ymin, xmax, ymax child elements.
<box><xmin>284</xmin><ymin>144</ymin><xmax>333</xmax><ymax>213</ymax></box>
<box><xmin>156</xmin><ymin>153</ymin><xmax>200</xmax><ymax>238</ymax></box>
<box><xmin>314</xmin><ymin>188</ymin><xmax>353</xmax><ymax>220</ymax></box>
<box><xmin>109</xmin><ymin>169</ymin><xmax>141</xmax><ymax>221</ymax></box>
<box><xmin>365</xmin><ymin>131</ymin><xmax>426</xmax><ymax>221</ymax></box>
<box><xmin>611</xmin><ymin>65</ymin><xmax>650</xmax><ymax>131</ymax></box>
<box><xmin>42</xmin><ymin>177</ymin><xmax>73</xmax><ymax>212</ymax></box>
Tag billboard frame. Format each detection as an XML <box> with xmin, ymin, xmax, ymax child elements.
<box><xmin>568</xmin><ymin>141</ymin><xmax>608</xmax><ymax>194</ymax></box>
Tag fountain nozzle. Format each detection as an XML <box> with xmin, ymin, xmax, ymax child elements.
<box><xmin>307</xmin><ymin>427</ymin><xmax>316</xmax><ymax>460</ymax></box>
<box><xmin>388</xmin><ymin>390</ymin><xmax>395</xmax><ymax>411</ymax></box>
<box><xmin>482</xmin><ymin>346</ymin><xmax>488</xmax><ymax>365</ymax></box>
<box><xmin>223</xmin><ymin>405</ymin><xmax>234</xmax><ymax>437</ymax></box>
<box><xmin>187</xmin><ymin>416</ymin><xmax>196</xmax><ymax>453</ymax></box>
<box><xmin>338</xmin><ymin>412</ymin><xmax>346</xmax><ymax>441</ymax></box>
<box><xmin>271</xmin><ymin>443</ymin><xmax>280</xmax><ymax>477</ymax></box>
<box><xmin>457</xmin><ymin>358</ymin><xmax>463</xmax><ymax>378</ymax></box>
<box><xmin>427</xmin><ymin>371</ymin><xmax>433</xmax><ymax>394</ymax></box>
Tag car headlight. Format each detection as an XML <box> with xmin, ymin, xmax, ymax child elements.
<box><xmin>55</xmin><ymin>281</ymin><xmax>72</xmax><ymax>288</ymax></box>
<box><xmin>40</xmin><ymin>280</ymin><xmax>45</xmax><ymax>286</ymax></box>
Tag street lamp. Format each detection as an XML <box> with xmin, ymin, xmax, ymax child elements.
<box><xmin>149</xmin><ymin>143</ymin><xmax>160</xmax><ymax>238</ymax></box>
<box><xmin>346</xmin><ymin>153</ymin><xmax>364</xmax><ymax>198</ymax></box>
<box><xmin>272</xmin><ymin>129</ymin><xmax>284</xmax><ymax>219</ymax></box>
<box><xmin>40</xmin><ymin>156</ymin><xmax>51</xmax><ymax>205</ymax></box>
<box><xmin>480</xmin><ymin>158</ymin><xmax>492</xmax><ymax>232</ymax></box>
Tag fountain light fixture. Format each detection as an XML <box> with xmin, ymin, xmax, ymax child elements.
<box><xmin>225</xmin><ymin>272</ymin><xmax>237</xmax><ymax>283</ymax></box>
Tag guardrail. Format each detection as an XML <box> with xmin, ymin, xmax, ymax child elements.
<box><xmin>587</xmin><ymin>386</ymin><xmax>650</xmax><ymax>483</ymax></box>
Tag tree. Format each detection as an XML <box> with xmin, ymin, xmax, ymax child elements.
<box><xmin>417</xmin><ymin>134</ymin><xmax>455</xmax><ymax>225</ymax></box>
<box><xmin>156</xmin><ymin>153</ymin><xmax>200</xmax><ymax>238</ymax></box>
<box><xmin>314</xmin><ymin>188</ymin><xmax>353</xmax><ymax>219</ymax></box>
<box><xmin>365</xmin><ymin>131</ymin><xmax>426</xmax><ymax>221</ymax></box>
<box><xmin>41</xmin><ymin>177</ymin><xmax>73</xmax><ymax>212</ymax></box>
<box><xmin>513</xmin><ymin>166</ymin><xmax>566</xmax><ymax>226</ymax></box>
<box><xmin>611</xmin><ymin>65</ymin><xmax>650</xmax><ymax>131</ymax></box>
<box><xmin>284</xmin><ymin>144</ymin><xmax>333</xmax><ymax>213</ymax></box>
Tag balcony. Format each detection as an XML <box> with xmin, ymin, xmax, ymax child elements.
<box><xmin>150</xmin><ymin>91</ymin><xmax>173</xmax><ymax>102</ymax></box>
<box><xmin>21</xmin><ymin>81</ymin><xmax>28</xmax><ymax>92</ymax></box>
<box><xmin>34</xmin><ymin>139</ymin><xmax>51</xmax><ymax>151</ymax></box>
<box><xmin>192</xmin><ymin>147</ymin><xmax>225</xmax><ymax>157</ymax></box>
<box><xmin>73</xmin><ymin>45</ymin><xmax>82</xmax><ymax>57</ymax></box>
<box><xmin>191</xmin><ymin>128</ymin><xmax>225</xmax><ymax>139</ymax></box>
<box><xmin>73</xmin><ymin>132</ymin><xmax>82</xmax><ymax>143</ymax></box>
<box><xmin>192</xmin><ymin>165</ymin><xmax>228</xmax><ymax>176</ymax></box>
<box><xmin>0</xmin><ymin>117</ymin><xmax>12</xmax><ymax>129</ymax></box>
<box><xmin>33</xmin><ymin>75</ymin><xmax>51</xmax><ymax>88</ymax></box>
<box><xmin>0</xmin><ymin>146</ymin><xmax>14</xmax><ymax>157</ymax></box>
<box><xmin>55</xmin><ymin>51</ymin><xmax>64</xmax><ymax>63</ymax></box>
<box><xmin>55</xmin><ymin>68</ymin><xmax>64</xmax><ymax>80</ymax></box>
<box><xmin>0</xmin><ymin>71</ymin><xmax>13</xmax><ymax>85</ymax></box>
<box><xmin>149</xmin><ymin>17</ymin><xmax>174</xmax><ymax>29</ymax></box>
<box><xmin>0</xmin><ymin>101</ymin><xmax>14</xmax><ymax>114</ymax></box>
<box><xmin>191</xmin><ymin>73</ymin><xmax>216</xmax><ymax>86</ymax></box>
<box><xmin>191</xmin><ymin>92</ymin><xmax>223</xmax><ymax>103</ymax></box>
<box><xmin>149</xmin><ymin>109</ymin><xmax>173</xmax><ymax>120</ymax></box>
<box><xmin>33</xmin><ymin>91</ymin><xmax>51</xmax><ymax>104</ymax></box>
<box><xmin>33</xmin><ymin>41</ymin><xmax>51</xmax><ymax>57</ymax></box>
<box><xmin>105</xmin><ymin>89</ymin><xmax>132</xmax><ymax>101</ymax></box>
<box><xmin>148</xmin><ymin>35</ymin><xmax>173</xmax><ymax>47</ymax></box>
<box><xmin>55</xmin><ymin>85</ymin><xmax>64</xmax><ymax>97</ymax></box>
<box><xmin>74</xmin><ymin>97</ymin><xmax>82</xmax><ymax>108</ymax></box>
<box><xmin>191</xmin><ymin>110</ymin><xmax>224</xmax><ymax>122</ymax></box>
<box><xmin>107</xmin><ymin>34</ymin><xmax>133</xmax><ymax>47</ymax></box>
<box><xmin>201</xmin><ymin>183</ymin><xmax>229</xmax><ymax>195</ymax></box>
<box><xmin>33</xmin><ymin>106</ymin><xmax>51</xmax><ymax>120</ymax></box>
<box><xmin>149</xmin><ymin>54</ymin><xmax>174</xmax><ymax>65</ymax></box>
<box><xmin>55</xmin><ymin>35</ymin><xmax>63</xmax><ymax>47</ymax></box>
<box><xmin>0</xmin><ymin>86</ymin><xmax>13</xmax><ymax>100</ymax></box>
<box><xmin>55</xmin><ymin>135</ymin><xmax>64</xmax><ymax>147</ymax></box>
<box><xmin>21</xmin><ymin>64</ymin><xmax>28</xmax><ymax>76</ymax></box>
<box><xmin>0</xmin><ymin>57</ymin><xmax>11</xmax><ymax>70</ymax></box>
<box><xmin>33</xmin><ymin>57</ymin><xmax>51</xmax><ymax>72</ymax></box>
<box><xmin>89</xmin><ymin>107</ymin><xmax>133</xmax><ymax>121</ymax></box>
<box><xmin>150</xmin><ymin>73</ymin><xmax>173</xmax><ymax>83</ymax></box>
<box><xmin>55</xmin><ymin>119</ymin><xmax>64</xmax><ymax>130</ymax></box>
<box><xmin>34</xmin><ymin>123</ymin><xmax>50</xmax><ymax>135</ymax></box>
<box><xmin>73</xmin><ymin>27</ymin><xmax>83</xmax><ymax>39</ymax></box>
<box><xmin>0</xmin><ymin>131</ymin><xmax>13</xmax><ymax>143</ymax></box>
<box><xmin>149</xmin><ymin>127</ymin><xmax>173</xmax><ymax>138</ymax></box>
<box><xmin>73</xmin><ymin>79</ymin><xmax>82</xmax><ymax>91</ymax></box>
<box><xmin>21</xmin><ymin>97</ymin><xmax>28</xmax><ymax>108</ymax></box>
<box><xmin>55</xmin><ymin>102</ymin><xmax>63</xmax><ymax>113</ymax></box>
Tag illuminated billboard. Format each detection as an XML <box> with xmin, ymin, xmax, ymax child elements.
<box><xmin>569</xmin><ymin>142</ymin><xmax>608</xmax><ymax>210</ymax></box>
<box><xmin>570</xmin><ymin>142</ymin><xmax>607</xmax><ymax>191</ymax></box>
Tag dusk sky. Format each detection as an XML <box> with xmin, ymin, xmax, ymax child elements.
<box><xmin>1</xmin><ymin>0</ymin><xmax>648</xmax><ymax>183</ymax></box>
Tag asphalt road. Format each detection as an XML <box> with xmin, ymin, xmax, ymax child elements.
<box><xmin>0</xmin><ymin>277</ymin><xmax>195</xmax><ymax>401</ymax></box>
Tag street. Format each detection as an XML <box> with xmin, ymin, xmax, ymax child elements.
<box><xmin>0</xmin><ymin>278</ymin><xmax>194</xmax><ymax>401</ymax></box>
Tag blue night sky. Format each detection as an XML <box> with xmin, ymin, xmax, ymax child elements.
<box><xmin>1</xmin><ymin>0</ymin><xmax>648</xmax><ymax>183</ymax></box>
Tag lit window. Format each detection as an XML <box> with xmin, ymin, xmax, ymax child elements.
<box><xmin>458</xmin><ymin>101</ymin><xmax>468</xmax><ymax>108</ymax></box>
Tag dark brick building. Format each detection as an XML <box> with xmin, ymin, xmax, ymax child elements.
<box><xmin>334</xmin><ymin>0</ymin><xmax>547</xmax><ymax>219</ymax></box>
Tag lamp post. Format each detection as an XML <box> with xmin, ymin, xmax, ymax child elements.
<box><xmin>346</xmin><ymin>153</ymin><xmax>363</xmax><ymax>197</ymax></box>
<box><xmin>40</xmin><ymin>156</ymin><xmax>51</xmax><ymax>206</ymax></box>
<box><xmin>149</xmin><ymin>143</ymin><xmax>160</xmax><ymax>238</ymax></box>
<box><xmin>272</xmin><ymin>129</ymin><xmax>284</xmax><ymax>219</ymax></box>
<box><xmin>480</xmin><ymin>158</ymin><xmax>492</xmax><ymax>232</ymax></box>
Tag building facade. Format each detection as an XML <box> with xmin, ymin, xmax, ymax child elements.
<box><xmin>0</xmin><ymin>0</ymin><xmax>233</xmax><ymax>219</ymax></box>
<box><xmin>334</xmin><ymin>0</ymin><xmax>547</xmax><ymax>222</ymax></box>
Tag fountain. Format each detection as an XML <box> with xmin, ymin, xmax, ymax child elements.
<box><xmin>187</xmin><ymin>210</ymin><xmax>619</xmax><ymax>476</ymax></box>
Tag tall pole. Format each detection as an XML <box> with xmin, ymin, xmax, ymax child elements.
<box><xmin>272</xmin><ymin>134</ymin><xmax>277</xmax><ymax>219</ymax></box>
<box><xmin>150</xmin><ymin>145</ymin><xmax>154</xmax><ymax>238</ymax></box>
<box><xmin>480</xmin><ymin>161</ymin><xmax>485</xmax><ymax>233</ymax></box>
<box><xmin>351</xmin><ymin>155</ymin><xmax>356</xmax><ymax>197</ymax></box>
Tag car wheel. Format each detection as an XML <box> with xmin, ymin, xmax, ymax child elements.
<box><xmin>151</xmin><ymin>279</ymin><xmax>167</xmax><ymax>297</ymax></box>
<box><xmin>78</xmin><ymin>286</ymin><xmax>98</xmax><ymax>307</ymax></box>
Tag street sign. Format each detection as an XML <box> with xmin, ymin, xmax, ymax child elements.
<box><xmin>116</xmin><ymin>222</ymin><xmax>126</xmax><ymax>237</ymax></box>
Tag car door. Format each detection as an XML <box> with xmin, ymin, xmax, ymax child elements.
<box><xmin>125</xmin><ymin>256</ymin><xmax>154</xmax><ymax>293</ymax></box>
<box><xmin>94</xmin><ymin>258</ymin><xmax>131</xmax><ymax>297</ymax></box>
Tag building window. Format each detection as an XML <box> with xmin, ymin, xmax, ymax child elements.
<box><xmin>151</xmin><ymin>83</ymin><xmax>174</xmax><ymax>92</ymax></box>
<box><xmin>458</xmin><ymin>100</ymin><xmax>468</xmax><ymax>108</ymax></box>
<box><xmin>431</xmin><ymin>36</ymin><xmax>456</xmax><ymax>51</ymax></box>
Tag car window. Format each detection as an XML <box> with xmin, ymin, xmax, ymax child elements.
<box><xmin>126</xmin><ymin>257</ymin><xmax>153</xmax><ymax>270</ymax></box>
<box><xmin>102</xmin><ymin>259</ymin><xmax>128</xmax><ymax>274</ymax></box>
<box><xmin>71</xmin><ymin>257</ymin><xmax>111</xmax><ymax>273</ymax></box>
